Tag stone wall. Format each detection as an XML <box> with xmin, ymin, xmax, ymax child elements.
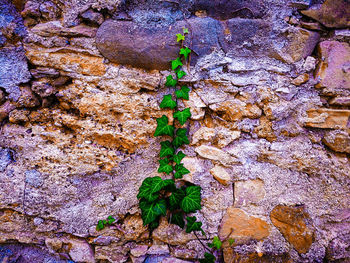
<box><xmin>0</xmin><ymin>0</ymin><xmax>349</xmax><ymax>262</ymax></box>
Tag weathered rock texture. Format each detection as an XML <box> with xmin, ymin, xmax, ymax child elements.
<box><xmin>0</xmin><ymin>0</ymin><xmax>349</xmax><ymax>262</ymax></box>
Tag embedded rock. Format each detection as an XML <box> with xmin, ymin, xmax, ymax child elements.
<box><xmin>323</xmin><ymin>130</ymin><xmax>350</xmax><ymax>154</ymax></box>
<box><xmin>219</xmin><ymin>207</ymin><xmax>270</xmax><ymax>244</ymax></box>
<box><xmin>301</xmin><ymin>0</ymin><xmax>350</xmax><ymax>28</ymax></box>
<box><xmin>270</xmin><ymin>205</ymin><xmax>314</xmax><ymax>254</ymax></box>
<box><xmin>192</xmin><ymin>0</ymin><xmax>266</xmax><ymax>20</ymax></box>
<box><xmin>209</xmin><ymin>165</ymin><xmax>231</xmax><ymax>185</ymax></box>
<box><xmin>305</xmin><ymin>108</ymin><xmax>350</xmax><ymax>129</ymax></box>
<box><xmin>96</xmin><ymin>17</ymin><xmax>222</xmax><ymax>70</ymax></box>
<box><xmin>234</xmin><ymin>179</ymin><xmax>265</xmax><ymax>206</ymax></box>
<box><xmin>0</xmin><ymin>47</ymin><xmax>31</xmax><ymax>89</ymax></box>
<box><xmin>315</xmin><ymin>41</ymin><xmax>350</xmax><ymax>96</ymax></box>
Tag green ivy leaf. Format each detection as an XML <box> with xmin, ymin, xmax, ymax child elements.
<box><xmin>177</xmin><ymin>70</ymin><xmax>186</xmax><ymax>79</ymax></box>
<box><xmin>173</xmin><ymin>128</ymin><xmax>189</xmax><ymax>148</ymax></box>
<box><xmin>149</xmin><ymin>219</ymin><xmax>160</xmax><ymax>229</ymax></box>
<box><xmin>107</xmin><ymin>216</ymin><xmax>115</xmax><ymax>225</ymax></box>
<box><xmin>186</xmin><ymin>216</ymin><xmax>203</xmax><ymax>233</ymax></box>
<box><xmin>160</xmin><ymin>94</ymin><xmax>176</xmax><ymax>109</ymax></box>
<box><xmin>175</xmin><ymin>86</ymin><xmax>190</xmax><ymax>100</ymax></box>
<box><xmin>208</xmin><ymin>236</ymin><xmax>222</xmax><ymax>250</ymax></box>
<box><xmin>176</xmin><ymin>33</ymin><xmax>185</xmax><ymax>42</ymax></box>
<box><xmin>229</xmin><ymin>238</ymin><xmax>235</xmax><ymax>246</ymax></box>
<box><xmin>172</xmin><ymin>57</ymin><xmax>183</xmax><ymax>71</ymax></box>
<box><xmin>160</xmin><ymin>140</ymin><xmax>175</xmax><ymax>158</ymax></box>
<box><xmin>181</xmin><ymin>186</ymin><xmax>201</xmax><ymax>213</ymax></box>
<box><xmin>199</xmin><ymin>253</ymin><xmax>216</xmax><ymax>263</ymax></box>
<box><xmin>173</xmin><ymin>151</ymin><xmax>186</xmax><ymax>165</ymax></box>
<box><xmin>169</xmin><ymin>188</ymin><xmax>185</xmax><ymax>210</ymax></box>
<box><xmin>180</xmin><ymin>47</ymin><xmax>191</xmax><ymax>60</ymax></box>
<box><xmin>137</xmin><ymin>177</ymin><xmax>163</xmax><ymax>202</ymax></box>
<box><xmin>154</xmin><ymin>115</ymin><xmax>174</xmax><ymax>137</ymax></box>
<box><xmin>174</xmin><ymin>163</ymin><xmax>190</xmax><ymax>179</ymax></box>
<box><xmin>165</xmin><ymin>75</ymin><xmax>177</xmax><ymax>87</ymax></box>
<box><xmin>140</xmin><ymin>199</ymin><xmax>166</xmax><ymax>225</ymax></box>
<box><xmin>158</xmin><ymin>158</ymin><xmax>173</xmax><ymax>174</ymax></box>
<box><xmin>183</xmin><ymin>28</ymin><xmax>189</xmax><ymax>34</ymax></box>
<box><xmin>174</xmin><ymin>108</ymin><xmax>191</xmax><ymax>125</ymax></box>
<box><xmin>96</xmin><ymin>220</ymin><xmax>104</xmax><ymax>231</ymax></box>
<box><xmin>170</xmin><ymin>212</ymin><xmax>185</xmax><ymax>229</ymax></box>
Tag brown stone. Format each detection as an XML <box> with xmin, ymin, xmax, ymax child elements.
<box><xmin>315</xmin><ymin>41</ymin><xmax>350</xmax><ymax>96</ymax></box>
<box><xmin>25</xmin><ymin>48</ymin><xmax>106</xmax><ymax>76</ymax></box>
<box><xmin>195</xmin><ymin>145</ymin><xmax>239</xmax><ymax>166</ymax></box>
<box><xmin>219</xmin><ymin>207</ymin><xmax>270</xmax><ymax>245</ymax></box>
<box><xmin>270</xmin><ymin>205</ymin><xmax>314</xmax><ymax>254</ymax></box>
<box><xmin>254</xmin><ymin>116</ymin><xmax>276</xmax><ymax>141</ymax></box>
<box><xmin>323</xmin><ymin>130</ymin><xmax>350</xmax><ymax>154</ymax></box>
<box><xmin>301</xmin><ymin>0</ymin><xmax>350</xmax><ymax>28</ymax></box>
<box><xmin>0</xmin><ymin>101</ymin><xmax>16</xmax><ymax>121</ymax></box>
<box><xmin>271</xmin><ymin>27</ymin><xmax>320</xmax><ymax>64</ymax></box>
<box><xmin>8</xmin><ymin>109</ymin><xmax>29</xmax><ymax>123</ymax></box>
<box><xmin>96</xmin><ymin>17</ymin><xmax>222</xmax><ymax>70</ymax></box>
<box><xmin>17</xmin><ymin>86</ymin><xmax>40</xmax><ymax>108</ymax></box>
<box><xmin>210</xmin><ymin>165</ymin><xmax>231</xmax><ymax>185</ymax></box>
<box><xmin>329</xmin><ymin>97</ymin><xmax>350</xmax><ymax>106</ymax></box>
<box><xmin>305</xmin><ymin>108</ymin><xmax>350</xmax><ymax>129</ymax></box>
<box><xmin>223</xmin><ymin>249</ymin><xmax>291</xmax><ymax>263</ymax></box>
<box><xmin>291</xmin><ymin>73</ymin><xmax>309</xmax><ymax>86</ymax></box>
<box><xmin>31</xmin><ymin>21</ymin><xmax>97</xmax><ymax>37</ymax></box>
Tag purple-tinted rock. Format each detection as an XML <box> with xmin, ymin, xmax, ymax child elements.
<box><xmin>96</xmin><ymin>17</ymin><xmax>223</xmax><ymax>70</ymax></box>
<box><xmin>81</xmin><ymin>9</ymin><xmax>104</xmax><ymax>25</ymax></box>
<box><xmin>301</xmin><ymin>0</ymin><xmax>350</xmax><ymax>28</ymax></box>
<box><xmin>192</xmin><ymin>0</ymin><xmax>266</xmax><ymax>20</ymax></box>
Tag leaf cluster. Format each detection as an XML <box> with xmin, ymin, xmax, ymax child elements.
<box><xmin>96</xmin><ymin>216</ymin><xmax>116</xmax><ymax>231</ymax></box>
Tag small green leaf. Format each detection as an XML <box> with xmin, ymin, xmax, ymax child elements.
<box><xmin>160</xmin><ymin>140</ymin><xmax>175</xmax><ymax>158</ymax></box>
<box><xmin>174</xmin><ymin>163</ymin><xmax>190</xmax><ymax>179</ymax></box>
<box><xmin>172</xmin><ymin>57</ymin><xmax>183</xmax><ymax>70</ymax></box>
<box><xmin>177</xmin><ymin>70</ymin><xmax>186</xmax><ymax>79</ymax></box>
<box><xmin>153</xmin><ymin>199</ymin><xmax>167</xmax><ymax>216</ymax></box>
<box><xmin>173</xmin><ymin>128</ymin><xmax>189</xmax><ymax>148</ymax></box>
<box><xmin>181</xmin><ymin>186</ymin><xmax>202</xmax><ymax>213</ymax></box>
<box><xmin>96</xmin><ymin>220</ymin><xmax>104</xmax><ymax>231</ymax></box>
<box><xmin>229</xmin><ymin>238</ymin><xmax>235</xmax><ymax>246</ymax></box>
<box><xmin>176</xmin><ymin>33</ymin><xmax>185</xmax><ymax>42</ymax></box>
<box><xmin>169</xmin><ymin>188</ymin><xmax>185</xmax><ymax>210</ymax></box>
<box><xmin>154</xmin><ymin>115</ymin><xmax>174</xmax><ymax>137</ymax></box>
<box><xmin>170</xmin><ymin>212</ymin><xmax>185</xmax><ymax>228</ymax></box>
<box><xmin>173</xmin><ymin>151</ymin><xmax>186</xmax><ymax>165</ymax></box>
<box><xmin>180</xmin><ymin>47</ymin><xmax>191</xmax><ymax>60</ymax></box>
<box><xmin>199</xmin><ymin>253</ymin><xmax>216</xmax><ymax>263</ymax></box>
<box><xmin>160</xmin><ymin>94</ymin><xmax>176</xmax><ymax>109</ymax></box>
<box><xmin>165</xmin><ymin>75</ymin><xmax>177</xmax><ymax>87</ymax></box>
<box><xmin>174</xmin><ymin>108</ymin><xmax>191</xmax><ymax>125</ymax></box>
<box><xmin>208</xmin><ymin>236</ymin><xmax>222</xmax><ymax>250</ymax></box>
<box><xmin>107</xmin><ymin>216</ymin><xmax>115</xmax><ymax>224</ymax></box>
<box><xmin>158</xmin><ymin>158</ymin><xmax>173</xmax><ymax>174</ymax></box>
<box><xmin>183</xmin><ymin>28</ymin><xmax>189</xmax><ymax>34</ymax></box>
<box><xmin>175</xmin><ymin>86</ymin><xmax>190</xmax><ymax>100</ymax></box>
<box><xmin>186</xmin><ymin>216</ymin><xmax>203</xmax><ymax>233</ymax></box>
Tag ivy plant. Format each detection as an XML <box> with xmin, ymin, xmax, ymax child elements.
<box><xmin>135</xmin><ymin>28</ymin><xmax>224</xmax><ymax>262</ymax></box>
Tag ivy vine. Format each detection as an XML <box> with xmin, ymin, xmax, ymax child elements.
<box><xmin>136</xmin><ymin>28</ymin><xmax>226</xmax><ymax>262</ymax></box>
<box><xmin>96</xmin><ymin>28</ymin><xmax>234</xmax><ymax>262</ymax></box>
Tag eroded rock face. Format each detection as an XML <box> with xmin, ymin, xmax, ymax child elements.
<box><xmin>0</xmin><ymin>0</ymin><xmax>350</xmax><ymax>262</ymax></box>
<box><xmin>270</xmin><ymin>205</ymin><xmax>314</xmax><ymax>254</ymax></box>
<box><xmin>301</xmin><ymin>0</ymin><xmax>350</xmax><ymax>28</ymax></box>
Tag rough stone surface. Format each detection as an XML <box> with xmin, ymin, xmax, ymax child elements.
<box><xmin>323</xmin><ymin>130</ymin><xmax>350</xmax><ymax>154</ymax></box>
<box><xmin>301</xmin><ymin>0</ymin><xmax>350</xmax><ymax>28</ymax></box>
<box><xmin>270</xmin><ymin>205</ymin><xmax>314</xmax><ymax>254</ymax></box>
<box><xmin>219</xmin><ymin>207</ymin><xmax>270</xmax><ymax>245</ymax></box>
<box><xmin>315</xmin><ymin>41</ymin><xmax>350</xmax><ymax>96</ymax></box>
<box><xmin>0</xmin><ymin>0</ymin><xmax>349</xmax><ymax>262</ymax></box>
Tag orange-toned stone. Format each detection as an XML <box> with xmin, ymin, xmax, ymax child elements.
<box><xmin>305</xmin><ymin>108</ymin><xmax>350</xmax><ymax>129</ymax></box>
<box><xmin>270</xmin><ymin>205</ymin><xmax>314</xmax><ymax>254</ymax></box>
<box><xmin>25</xmin><ymin>48</ymin><xmax>106</xmax><ymax>76</ymax></box>
<box><xmin>291</xmin><ymin>73</ymin><xmax>309</xmax><ymax>86</ymax></box>
<box><xmin>254</xmin><ymin>116</ymin><xmax>276</xmax><ymax>141</ymax></box>
<box><xmin>219</xmin><ymin>207</ymin><xmax>270</xmax><ymax>245</ymax></box>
